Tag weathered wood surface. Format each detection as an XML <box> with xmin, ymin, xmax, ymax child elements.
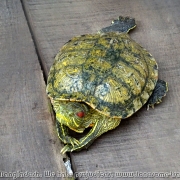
<box><xmin>0</xmin><ymin>1</ymin><xmax>71</xmax><ymax>180</ymax></box>
<box><xmin>21</xmin><ymin>0</ymin><xmax>180</xmax><ymax>179</ymax></box>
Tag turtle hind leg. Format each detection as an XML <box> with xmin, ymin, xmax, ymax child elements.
<box><xmin>99</xmin><ymin>16</ymin><xmax>136</xmax><ymax>33</ymax></box>
<box><xmin>147</xmin><ymin>79</ymin><xmax>168</xmax><ymax>110</ymax></box>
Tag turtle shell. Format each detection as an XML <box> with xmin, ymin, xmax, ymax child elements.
<box><xmin>46</xmin><ymin>32</ymin><xmax>158</xmax><ymax>118</ymax></box>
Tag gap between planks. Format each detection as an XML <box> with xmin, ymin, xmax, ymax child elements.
<box><xmin>20</xmin><ymin>0</ymin><xmax>76</xmax><ymax>179</ymax></box>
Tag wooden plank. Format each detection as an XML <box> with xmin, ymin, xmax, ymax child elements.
<box><xmin>0</xmin><ymin>1</ymin><xmax>72</xmax><ymax>179</ymax></box>
<box><xmin>23</xmin><ymin>0</ymin><xmax>180</xmax><ymax>179</ymax></box>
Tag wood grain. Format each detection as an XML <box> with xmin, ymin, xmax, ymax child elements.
<box><xmin>0</xmin><ymin>0</ymin><xmax>71</xmax><ymax>179</ymax></box>
<box><xmin>22</xmin><ymin>0</ymin><xmax>180</xmax><ymax>179</ymax></box>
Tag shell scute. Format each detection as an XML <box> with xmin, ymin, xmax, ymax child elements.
<box><xmin>47</xmin><ymin>32</ymin><xmax>158</xmax><ymax>118</ymax></box>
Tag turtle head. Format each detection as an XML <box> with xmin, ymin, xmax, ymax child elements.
<box><xmin>55</xmin><ymin>101</ymin><xmax>92</xmax><ymax>133</ymax></box>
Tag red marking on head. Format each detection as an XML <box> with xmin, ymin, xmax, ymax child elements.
<box><xmin>76</xmin><ymin>111</ymin><xmax>85</xmax><ymax>118</ymax></box>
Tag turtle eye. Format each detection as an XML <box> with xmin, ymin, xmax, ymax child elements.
<box><xmin>76</xmin><ymin>111</ymin><xmax>85</xmax><ymax>118</ymax></box>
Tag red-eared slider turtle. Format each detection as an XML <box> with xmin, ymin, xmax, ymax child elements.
<box><xmin>46</xmin><ymin>16</ymin><xmax>168</xmax><ymax>153</ymax></box>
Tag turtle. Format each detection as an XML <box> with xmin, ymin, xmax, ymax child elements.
<box><xmin>46</xmin><ymin>16</ymin><xmax>168</xmax><ymax>154</ymax></box>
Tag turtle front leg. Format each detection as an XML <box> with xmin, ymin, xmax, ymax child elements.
<box><xmin>56</xmin><ymin>120</ymin><xmax>80</xmax><ymax>147</ymax></box>
<box><xmin>61</xmin><ymin>117</ymin><xmax>121</xmax><ymax>154</ymax></box>
<box><xmin>147</xmin><ymin>79</ymin><xmax>168</xmax><ymax>109</ymax></box>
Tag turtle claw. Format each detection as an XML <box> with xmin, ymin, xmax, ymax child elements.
<box><xmin>61</xmin><ymin>143</ymin><xmax>83</xmax><ymax>154</ymax></box>
<box><xmin>60</xmin><ymin>137</ymin><xmax>80</xmax><ymax>154</ymax></box>
<box><xmin>61</xmin><ymin>144</ymin><xmax>73</xmax><ymax>154</ymax></box>
<box><xmin>147</xmin><ymin>104</ymin><xmax>155</xmax><ymax>110</ymax></box>
<box><xmin>70</xmin><ymin>137</ymin><xmax>80</xmax><ymax>146</ymax></box>
<box><xmin>64</xmin><ymin>136</ymin><xmax>80</xmax><ymax>147</ymax></box>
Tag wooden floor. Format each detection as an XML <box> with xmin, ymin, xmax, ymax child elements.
<box><xmin>1</xmin><ymin>0</ymin><xmax>180</xmax><ymax>179</ymax></box>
